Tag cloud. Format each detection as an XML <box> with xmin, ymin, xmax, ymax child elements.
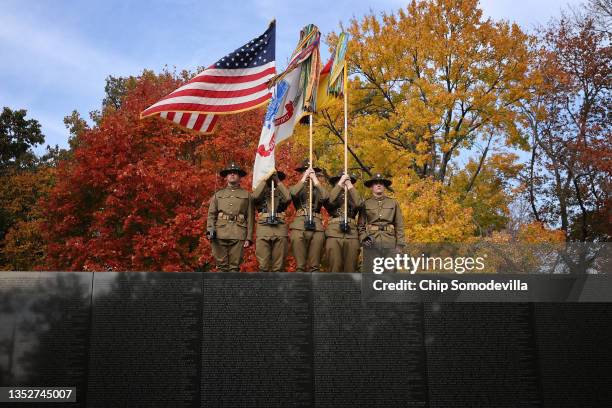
<box><xmin>0</xmin><ymin>11</ymin><xmax>139</xmax><ymax>91</ymax></box>
<box><xmin>0</xmin><ymin>9</ymin><xmax>142</xmax><ymax>150</ymax></box>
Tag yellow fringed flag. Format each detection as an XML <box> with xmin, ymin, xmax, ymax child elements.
<box><xmin>316</xmin><ymin>57</ymin><xmax>334</xmax><ymax>110</ymax></box>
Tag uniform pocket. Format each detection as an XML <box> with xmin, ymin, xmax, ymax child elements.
<box><xmin>380</xmin><ymin>203</ymin><xmax>395</xmax><ymax>221</ymax></box>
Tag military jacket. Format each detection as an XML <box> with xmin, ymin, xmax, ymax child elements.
<box><xmin>207</xmin><ymin>185</ymin><xmax>254</xmax><ymax>241</ymax></box>
<box><xmin>324</xmin><ymin>184</ymin><xmax>363</xmax><ymax>239</ymax></box>
<box><xmin>252</xmin><ymin>181</ymin><xmax>291</xmax><ymax>238</ymax></box>
<box><xmin>358</xmin><ymin>195</ymin><xmax>405</xmax><ymax>247</ymax></box>
<box><xmin>289</xmin><ymin>180</ymin><xmax>329</xmax><ymax>231</ymax></box>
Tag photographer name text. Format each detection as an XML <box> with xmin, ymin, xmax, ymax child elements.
<box><xmin>372</xmin><ymin>278</ymin><xmax>528</xmax><ymax>292</ymax></box>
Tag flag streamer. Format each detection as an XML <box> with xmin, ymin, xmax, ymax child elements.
<box><xmin>328</xmin><ymin>32</ymin><xmax>348</xmax><ymax>97</ymax></box>
<box><xmin>296</xmin><ymin>25</ymin><xmax>321</xmax><ymax>113</ymax></box>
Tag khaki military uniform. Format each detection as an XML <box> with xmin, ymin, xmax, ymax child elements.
<box><xmin>289</xmin><ymin>180</ymin><xmax>329</xmax><ymax>272</ymax></box>
<box><xmin>358</xmin><ymin>195</ymin><xmax>405</xmax><ymax>271</ymax></box>
<box><xmin>324</xmin><ymin>184</ymin><xmax>363</xmax><ymax>272</ymax></box>
<box><xmin>253</xmin><ymin>180</ymin><xmax>291</xmax><ymax>272</ymax></box>
<box><xmin>207</xmin><ymin>185</ymin><xmax>254</xmax><ymax>271</ymax></box>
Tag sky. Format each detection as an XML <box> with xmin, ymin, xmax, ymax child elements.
<box><xmin>0</xmin><ymin>0</ymin><xmax>582</xmax><ymax>155</ymax></box>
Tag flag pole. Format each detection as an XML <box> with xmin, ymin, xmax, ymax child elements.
<box><xmin>309</xmin><ymin>113</ymin><xmax>313</xmax><ymax>224</ymax></box>
<box><xmin>271</xmin><ymin>178</ymin><xmax>275</xmax><ymax>218</ymax></box>
<box><xmin>343</xmin><ymin>63</ymin><xmax>348</xmax><ymax>225</ymax></box>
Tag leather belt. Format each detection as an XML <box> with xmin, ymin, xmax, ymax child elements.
<box><xmin>367</xmin><ymin>224</ymin><xmax>394</xmax><ymax>231</ymax></box>
<box><xmin>258</xmin><ymin>212</ymin><xmax>286</xmax><ymax>220</ymax></box>
<box><xmin>329</xmin><ymin>217</ymin><xmax>356</xmax><ymax>224</ymax></box>
<box><xmin>296</xmin><ymin>209</ymin><xmax>321</xmax><ymax>218</ymax></box>
<box><xmin>218</xmin><ymin>212</ymin><xmax>245</xmax><ymax>222</ymax></box>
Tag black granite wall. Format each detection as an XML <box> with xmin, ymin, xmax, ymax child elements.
<box><xmin>1</xmin><ymin>272</ymin><xmax>611</xmax><ymax>407</ymax></box>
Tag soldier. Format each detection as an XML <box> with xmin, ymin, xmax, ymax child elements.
<box><xmin>206</xmin><ymin>162</ymin><xmax>254</xmax><ymax>272</ymax></box>
<box><xmin>324</xmin><ymin>172</ymin><xmax>363</xmax><ymax>272</ymax></box>
<box><xmin>358</xmin><ymin>173</ymin><xmax>405</xmax><ymax>270</ymax></box>
<box><xmin>289</xmin><ymin>160</ymin><xmax>329</xmax><ymax>272</ymax></box>
<box><xmin>252</xmin><ymin>170</ymin><xmax>291</xmax><ymax>272</ymax></box>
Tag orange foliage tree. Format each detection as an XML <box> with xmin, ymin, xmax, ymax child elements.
<box><xmin>42</xmin><ymin>71</ymin><xmax>300</xmax><ymax>271</ymax></box>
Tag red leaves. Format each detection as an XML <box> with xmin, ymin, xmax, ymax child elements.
<box><xmin>41</xmin><ymin>72</ymin><xmax>257</xmax><ymax>271</ymax></box>
<box><xmin>39</xmin><ymin>69</ymin><xmax>308</xmax><ymax>271</ymax></box>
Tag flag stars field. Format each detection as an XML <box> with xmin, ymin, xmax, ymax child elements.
<box><xmin>140</xmin><ymin>20</ymin><xmax>276</xmax><ymax>133</ymax></box>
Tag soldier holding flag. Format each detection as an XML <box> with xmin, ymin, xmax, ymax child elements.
<box><xmin>324</xmin><ymin>172</ymin><xmax>363</xmax><ymax>272</ymax></box>
<box><xmin>252</xmin><ymin>24</ymin><xmax>324</xmax><ymax>271</ymax></box>
<box><xmin>252</xmin><ymin>170</ymin><xmax>291</xmax><ymax>271</ymax></box>
<box><xmin>289</xmin><ymin>160</ymin><xmax>328</xmax><ymax>272</ymax></box>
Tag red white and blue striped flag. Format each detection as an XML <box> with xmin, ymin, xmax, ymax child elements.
<box><xmin>141</xmin><ymin>21</ymin><xmax>276</xmax><ymax>134</ymax></box>
<box><xmin>156</xmin><ymin>111</ymin><xmax>219</xmax><ymax>134</ymax></box>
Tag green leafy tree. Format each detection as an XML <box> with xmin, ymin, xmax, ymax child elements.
<box><xmin>0</xmin><ymin>107</ymin><xmax>44</xmax><ymax>172</ymax></box>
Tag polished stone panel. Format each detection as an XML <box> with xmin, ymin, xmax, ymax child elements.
<box><xmin>313</xmin><ymin>273</ymin><xmax>428</xmax><ymax>408</ymax></box>
<box><xmin>201</xmin><ymin>272</ymin><xmax>312</xmax><ymax>407</ymax></box>
<box><xmin>424</xmin><ymin>303</ymin><xmax>540</xmax><ymax>407</ymax></box>
<box><xmin>0</xmin><ymin>271</ymin><xmax>92</xmax><ymax>408</ymax></box>
<box><xmin>1</xmin><ymin>271</ymin><xmax>611</xmax><ymax>407</ymax></box>
<box><xmin>534</xmin><ymin>303</ymin><xmax>612</xmax><ymax>407</ymax></box>
<box><xmin>86</xmin><ymin>272</ymin><xmax>202</xmax><ymax>408</ymax></box>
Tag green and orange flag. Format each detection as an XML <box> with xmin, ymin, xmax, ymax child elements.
<box><xmin>327</xmin><ymin>32</ymin><xmax>348</xmax><ymax>96</ymax></box>
<box><xmin>317</xmin><ymin>32</ymin><xmax>349</xmax><ymax>110</ymax></box>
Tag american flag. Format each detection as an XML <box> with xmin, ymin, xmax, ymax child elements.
<box><xmin>141</xmin><ymin>21</ymin><xmax>276</xmax><ymax>133</ymax></box>
<box><xmin>156</xmin><ymin>111</ymin><xmax>219</xmax><ymax>134</ymax></box>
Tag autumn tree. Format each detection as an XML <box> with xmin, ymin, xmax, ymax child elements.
<box><xmin>296</xmin><ymin>0</ymin><xmax>536</xmax><ymax>240</ymax></box>
<box><xmin>0</xmin><ymin>108</ymin><xmax>60</xmax><ymax>270</ymax></box>
<box><xmin>520</xmin><ymin>10</ymin><xmax>611</xmax><ymax>241</ymax></box>
<box><xmin>395</xmin><ymin>177</ymin><xmax>475</xmax><ymax>242</ymax></box>
<box><xmin>315</xmin><ymin>0</ymin><xmax>533</xmax><ymax>177</ymax></box>
<box><xmin>0</xmin><ymin>107</ymin><xmax>44</xmax><ymax>242</ymax></box>
<box><xmin>0</xmin><ymin>165</ymin><xmax>55</xmax><ymax>270</ymax></box>
<box><xmin>41</xmin><ymin>70</ymin><xmax>302</xmax><ymax>271</ymax></box>
<box><xmin>42</xmin><ymin>71</ymin><xmax>208</xmax><ymax>271</ymax></box>
<box><xmin>587</xmin><ymin>0</ymin><xmax>612</xmax><ymax>33</ymax></box>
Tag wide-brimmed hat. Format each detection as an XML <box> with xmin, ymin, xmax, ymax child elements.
<box><xmin>295</xmin><ymin>159</ymin><xmax>322</xmax><ymax>173</ymax></box>
<box><xmin>220</xmin><ymin>162</ymin><xmax>247</xmax><ymax>177</ymax></box>
<box><xmin>364</xmin><ymin>173</ymin><xmax>392</xmax><ymax>187</ymax></box>
<box><xmin>329</xmin><ymin>172</ymin><xmax>358</xmax><ymax>185</ymax></box>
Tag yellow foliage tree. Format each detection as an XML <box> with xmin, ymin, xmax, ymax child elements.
<box><xmin>317</xmin><ymin>0</ymin><xmax>534</xmax><ymax>179</ymax></box>
<box><xmin>517</xmin><ymin>222</ymin><xmax>566</xmax><ymax>244</ymax></box>
<box><xmin>394</xmin><ymin>177</ymin><xmax>475</xmax><ymax>242</ymax></box>
<box><xmin>0</xmin><ymin>167</ymin><xmax>55</xmax><ymax>270</ymax></box>
<box><xmin>295</xmin><ymin>0</ymin><xmax>537</xmax><ymax>242</ymax></box>
<box><xmin>449</xmin><ymin>152</ymin><xmax>524</xmax><ymax>234</ymax></box>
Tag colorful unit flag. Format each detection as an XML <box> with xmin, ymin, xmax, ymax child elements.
<box><xmin>316</xmin><ymin>57</ymin><xmax>334</xmax><ymax>110</ymax></box>
<box><xmin>316</xmin><ymin>32</ymin><xmax>348</xmax><ymax>110</ymax></box>
<box><xmin>252</xmin><ymin>65</ymin><xmax>307</xmax><ymax>188</ymax></box>
<box><xmin>141</xmin><ymin>21</ymin><xmax>276</xmax><ymax>133</ymax></box>
<box><xmin>252</xmin><ymin>25</ymin><xmax>321</xmax><ymax>188</ymax></box>
<box><xmin>297</xmin><ymin>24</ymin><xmax>321</xmax><ymax>112</ymax></box>
<box><xmin>327</xmin><ymin>32</ymin><xmax>348</xmax><ymax>97</ymax></box>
